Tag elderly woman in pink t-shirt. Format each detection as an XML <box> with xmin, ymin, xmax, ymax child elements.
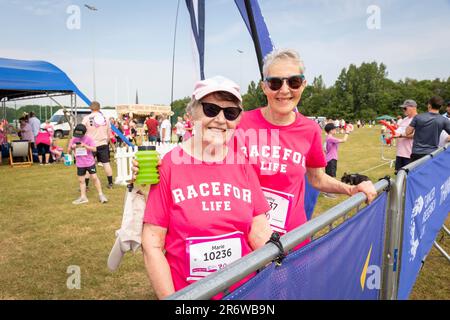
<box><xmin>140</xmin><ymin>76</ymin><xmax>272</xmax><ymax>299</ymax></box>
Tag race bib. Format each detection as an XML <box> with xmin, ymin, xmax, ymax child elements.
<box><xmin>262</xmin><ymin>187</ymin><xmax>294</xmax><ymax>234</ymax></box>
<box><xmin>186</xmin><ymin>231</ymin><xmax>243</xmax><ymax>281</ymax></box>
<box><xmin>75</xmin><ymin>147</ymin><xmax>88</xmax><ymax>157</ymax></box>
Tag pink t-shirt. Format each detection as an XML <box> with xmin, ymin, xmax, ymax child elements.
<box><xmin>325</xmin><ymin>135</ymin><xmax>340</xmax><ymax>162</ymax></box>
<box><xmin>143</xmin><ymin>146</ymin><xmax>270</xmax><ymax>294</ymax></box>
<box><xmin>235</xmin><ymin>108</ymin><xmax>327</xmax><ymax>240</ymax></box>
<box><xmin>395</xmin><ymin>116</ymin><xmax>414</xmax><ymax>158</ymax></box>
<box><xmin>82</xmin><ymin>111</ymin><xmax>110</xmax><ymax>147</ymax></box>
<box><xmin>69</xmin><ymin>135</ymin><xmax>96</xmax><ymax>168</ymax></box>
<box><xmin>183</xmin><ymin>120</ymin><xmax>192</xmax><ymax>140</ymax></box>
<box><xmin>35</xmin><ymin>131</ymin><xmax>51</xmax><ymax>146</ymax></box>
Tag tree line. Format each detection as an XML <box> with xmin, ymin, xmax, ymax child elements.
<box><xmin>3</xmin><ymin>61</ymin><xmax>449</xmax><ymax>124</ymax></box>
<box><xmin>172</xmin><ymin>61</ymin><xmax>450</xmax><ymax>122</ymax></box>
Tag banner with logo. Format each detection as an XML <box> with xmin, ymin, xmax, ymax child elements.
<box><xmin>398</xmin><ymin>149</ymin><xmax>450</xmax><ymax>300</ymax></box>
<box><xmin>224</xmin><ymin>192</ymin><xmax>387</xmax><ymax>300</ymax></box>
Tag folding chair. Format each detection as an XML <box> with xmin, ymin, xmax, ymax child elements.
<box><xmin>9</xmin><ymin>140</ymin><xmax>33</xmax><ymax>167</ymax></box>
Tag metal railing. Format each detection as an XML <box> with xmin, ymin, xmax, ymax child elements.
<box><xmin>381</xmin><ymin>143</ymin><xmax>450</xmax><ymax>300</ymax></box>
<box><xmin>166</xmin><ymin>178</ymin><xmax>391</xmax><ymax>300</ymax></box>
<box><xmin>166</xmin><ymin>143</ymin><xmax>450</xmax><ymax>300</ymax></box>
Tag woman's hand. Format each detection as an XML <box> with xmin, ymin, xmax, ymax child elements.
<box><xmin>131</xmin><ymin>159</ymin><xmax>162</xmax><ymax>183</ymax></box>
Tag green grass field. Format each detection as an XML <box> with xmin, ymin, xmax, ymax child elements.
<box><xmin>0</xmin><ymin>125</ymin><xmax>448</xmax><ymax>300</ymax></box>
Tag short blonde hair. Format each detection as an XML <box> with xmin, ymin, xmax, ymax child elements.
<box><xmin>90</xmin><ymin>101</ymin><xmax>101</xmax><ymax>111</ymax></box>
<box><xmin>262</xmin><ymin>48</ymin><xmax>305</xmax><ymax>78</ymax></box>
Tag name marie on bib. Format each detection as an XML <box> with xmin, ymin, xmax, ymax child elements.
<box><xmin>241</xmin><ymin>144</ymin><xmax>306</xmax><ymax>173</ymax></box>
<box><xmin>172</xmin><ymin>182</ymin><xmax>252</xmax><ymax>212</ymax></box>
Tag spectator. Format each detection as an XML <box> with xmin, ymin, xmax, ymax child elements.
<box><xmin>129</xmin><ymin>120</ymin><xmax>137</xmax><ymax>145</ymax></box>
<box><xmin>443</xmin><ymin>100</ymin><xmax>450</xmax><ymax>119</ymax></box>
<box><xmin>50</xmin><ymin>141</ymin><xmax>64</xmax><ymax>162</ymax></box>
<box><xmin>82</xmin><ymin>101</ymin><xmax>114</xmax><ymax>189</ymax></box>
<box><xmin>439</xmin><ymin>100</ymin><xmax>450</xmax><ymax>147</ymax></box>
<box><xmin>28</xmin><ymin>111</ymin><xmax>41</xmax><ymax>139</ymax></box>
<box><xmin>0</xmin><ymin>120</ymin><xmax>6</xmax><ymax>165</ymax></box>
<box><xmin>406</xmin><ymin>96</ymin><xmax>450</xmax><ymax>161</ymax></box>
<box><xmin>183</xmin><ymin>113</ymin><xmax>193</xmax><ymax>140</ymax></box>
<box><xmin>175</xmin><ymin>116</ymin><xmax>185</xmax><ymax>143</ymax></box>
<box><xmin>141</xmin><ymin>76</ymin><xmax>271</xmax><ymax>299</ymax></box>
<box><xmin>19</xmin><ymin>117</ymin><xmax>34</xmax><ymax>144</ymax></box>
<box><xmin>68</xmin><ymin>124</ymin><xmax>107</xmax><ymax>205</ymax></box>
<box><xmin>44</xmin><ymin>120</ymin><xmax>54</xmax><ymax>140</ymax></box>
<box><xmin>322</xmin><ymin>123</ymin><xmax>350</xmax><ymax>198</ymax></box>
<box><xmin>393</xmin><ymin>100</ymin><xmax>417</xmax><ymax>174</ymax></box>
<box><xmin>145</xmin><ymin>112</ymin><xmax>159</xmax><ymax>142</ymax></box>
<box><xmin>159</xmin><ymin>114</ymin><xmax>172</xmax><ymax>143</ymax></box>
<box><xmin>35</xmin><ymin>127</ymin><xmax>52</xmax><ymax>165</ymax></box>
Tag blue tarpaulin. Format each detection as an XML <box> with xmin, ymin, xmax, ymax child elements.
<box><xmin>0</xmin><ymin>57</ymin><xmax>90</xmax><ymax>105</ymax></box>
<box><xmin>0</xmin><ymin>57</ymin><xmax>132</xmax><ymax>146</ymax></box>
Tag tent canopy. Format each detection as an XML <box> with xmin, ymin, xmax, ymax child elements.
<box><xmin>376</xmin><ymin>115</ymin><xmax>396</xmax><ymax>120</ymax></box>
<box><xmin>0</xmin><ymin>57</ymin><xmax>90</xmax><ymax>105</ymax></box>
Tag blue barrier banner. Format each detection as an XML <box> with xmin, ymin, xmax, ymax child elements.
<box><xmin>398</xmin><ymin>148</ymin><xmax>450</xmax><ymax>300</ymax></box>
<box><xmin>225</xmin><ymin>192</ymin><xmax>387</xmax><ymax>300</ymax></box>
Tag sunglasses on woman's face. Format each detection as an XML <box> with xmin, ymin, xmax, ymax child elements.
<box><xmin>265</xmin><ymin>74</ymin><xmax>305</xmax><ymax>91</ymax></box>
<box><xmin>201</xmin><ymin>102</ymin><xmax>242</xmax><ymax>121</ymax></box>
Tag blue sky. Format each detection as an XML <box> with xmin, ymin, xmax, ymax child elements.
<box><xmin>1</xmin><ymin>0</ymin><xmax>450</xmax><ymax>107</ymax></box>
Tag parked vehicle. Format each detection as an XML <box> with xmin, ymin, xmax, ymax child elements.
<box><xmin>45</xmin><ymin>108</ymin><xmax>117</xmax><ymax>138</ymax></box>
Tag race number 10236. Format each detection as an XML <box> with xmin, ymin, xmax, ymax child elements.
<box><xmin>203</xmin><ymin>248</ymin><xmax>232</xmax><ymax>262</ymax></box>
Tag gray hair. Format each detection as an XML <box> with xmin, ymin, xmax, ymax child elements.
<box><xmin>262</xmin><ymin>48</ymin><xmax>305</xmax><ymax>78</ymax></box>
<box><xmin>186</xmin><ymin>98</ymin><xmax>201</xmax><ymax>116</ymax></box>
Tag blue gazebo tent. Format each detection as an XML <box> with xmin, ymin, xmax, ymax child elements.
<box><xmin>0</xmin><ymin>57</ymin><xmax>131</xmax><ymax>146</ymax></box>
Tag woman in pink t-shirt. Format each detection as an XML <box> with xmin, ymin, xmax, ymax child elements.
<box><xmin>141</xmin><ymin>76</ymin><xmax>272</xmax><ymax>299</ymax></box>
<box><xmin>234</xmin><ymin>49</ymin><xmax>377</xmax><ymax>243</ymax></box>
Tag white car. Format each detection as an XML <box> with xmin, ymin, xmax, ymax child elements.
<box><xmin>44</xmin><ymin>108</ymin><xmax>117</xmax><ymax>138</ymax></box>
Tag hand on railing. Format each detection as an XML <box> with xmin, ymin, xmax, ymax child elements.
<box><xmin>349</xmin><ymin>180</ymin><xmax>377</xmax><ymax>204</ymax></box>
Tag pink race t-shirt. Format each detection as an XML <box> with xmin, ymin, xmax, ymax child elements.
<box><xmin>143</xmin><ymin>146</ymin><xmax>270</xmax><ymax>294</ymax></box>
<box><xmin>325</xmin><ymin>135</ymin><xmax>340</xmax><ymax>162</ymax></box>
<box><xmin>69</xmin><ymin>135</ymin><xmax>96</xmax><ymax>168</ymax></box>
<box><xmin>235</xmin><ymin>108</ymin><xmax>326</xmax><ymax>240</ymax></box>
<box><xmin>395</xmin><ymin>116</ymin><xmax>414</xmax><ymax>158</ymax></box>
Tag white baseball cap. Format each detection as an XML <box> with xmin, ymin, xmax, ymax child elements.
<box><xmin>192</xmin><ymin>76</ymin><xmax>242</xmax><ymax>102</ymax></box>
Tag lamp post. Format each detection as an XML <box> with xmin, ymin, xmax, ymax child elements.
<box><xmin>84</xmin><ymin>4</ymin><xmax>98</xmax><ymax>101</ymax></box>
<box><xmin>237</xmin><ymin>49</ymin><xmax>244</xmax><ymax>90</ymax></box>
<box><xmin>170</xmin><ymin>0</ymin><xmax>181</xmax><ymax>107</ymax></box>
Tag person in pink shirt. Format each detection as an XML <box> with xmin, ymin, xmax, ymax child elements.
<box><xmin>183</xmin><ymin>113</ymin><xmax>193</xmax><ymax>140</ymax></box>
<box><xmin>35</xmin><ymin>127</ymin><xmax>52</xmax><ymax>165</ymax></box>
<box><xmin>234</xmin><ymin>48</ymin><xmax>376</xmax><ymax>243</ymax></box>
<box><xmin>141</xmin><ymin>76</ymin><xmax>272</xmax><ymax>299</ymax></box>
<box><xmin>393</xmin><ymin>99</ymin><xmax>417</xmax><ymax>174</ymax></box>
<box><xmin>322</xmin><ymin>123</ymin><xmax>350</xmax><ymax>198</ymax></box>
<box><xmin>82</xmin><ymin>101</ymin><xmax>113</xmax><ymax>189</ymax></box>
<box><xmin>68</xmin><ymin>124</ymin><xmax>108</xmax><ymax>205</ymax></box>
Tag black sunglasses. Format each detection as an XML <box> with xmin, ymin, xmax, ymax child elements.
<box><xmin>265</xmin><ymin>74</ymin><xmax>305</xmax><ymax>91</ymax></box>
<box><xmin>201</xmin><ymin>102</ymin><xmax>242</xmax><ymax>121</ymax></box>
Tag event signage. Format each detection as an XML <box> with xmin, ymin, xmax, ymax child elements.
<box><xmin>398</xmin><ymin>148</ymin><xmax>450</xmax><ymax>299</ymax></box>
<box><xmin>224</xmin><ymin>193</ymin><xmax>387</xmax><ymax>300</ymax></box>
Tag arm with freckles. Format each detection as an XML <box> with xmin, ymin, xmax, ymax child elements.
<box><xmin>248</xmin><ymin>214</ymin><xmax>272</xmax><ymax>250</ymax></box>
<box><xmin>306</xmin><ymin>167</ymin><xmax>377</xmax><ymax>204</ymax></box>
<box><xmin>142</xmin><ymin>224</ymin><xmax>175</xmax><ymax>299</ymax></box>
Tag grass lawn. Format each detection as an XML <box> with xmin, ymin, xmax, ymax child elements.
<box><xmin>0</xmin><ymin>126</ymin><xmax>448</xmax><ymax>299</ymax></box>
